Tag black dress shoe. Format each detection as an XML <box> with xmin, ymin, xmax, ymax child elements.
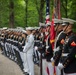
<box><xmin>19</xmin><ymin>65</ymin><xmax>24</xmax><ymax>70</ymax></box>
<box><xmin>23</xmin><ymin>72</ymin><xmax>29</xmax><ymax>75</ymax></box>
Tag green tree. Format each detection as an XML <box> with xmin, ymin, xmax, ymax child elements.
<box><xmin>0</xmin><ymin>0</ymin><xmax>76</xmax><ymax>30</ymax></box>
<box><xmin>9</xmin><ymin>0</ymin><xmax>14</xmax><ymax>28</ymax></box>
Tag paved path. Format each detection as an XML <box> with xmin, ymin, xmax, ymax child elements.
<box><xmin>0</xmin><ymin>51</ymin><xmax>40</xmax><ymax>75</ymax></box>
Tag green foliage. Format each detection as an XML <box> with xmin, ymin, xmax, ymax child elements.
<box><xmin>14</xmin><ymin>0</ymin><xmax>25</xmax><ymax>27</ymax></box>
<box><xmin>0</xmin><ymin>0</ymin><xmax>76</xmax><ymax>32</ymax></box>
<box><xmin>0</xmin><ymin>0</ymin><xmax>9</xmax><ymax>27</ymax></box>
<box><xmin>27</xmin><ymin>0</ymin><xmax>39</xmax><ymax>26</ymax></box>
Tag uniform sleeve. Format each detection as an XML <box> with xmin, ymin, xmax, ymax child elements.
<box><xmin>23</xmin><ymin>35</ymin><xmax>34</xmax><ymax>52</ymax></box>
<box><xmin>53</xmin><ymin>33</ymin><xmax>66</xmax><ymax>66</ymax></box>
<box><xmin>46</xmin><ymin>37</ymin><xmax>53</xmax><ymax>58</ymax></box>
<box><xmin>53</xmin><ymin>49</ymin><xmax>62</xmax><ymax>66</ymax></box>
<box><xmin>58</xmin><ymin>33</ymin><xmax>66</xmax><ymax>48</ymax></box>
<box><xmin>63</xmin><ymin>36</ymin><xmax>76</xmax><ymax>68</ymax></box>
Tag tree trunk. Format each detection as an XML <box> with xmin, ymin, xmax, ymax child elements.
<box><xmin>0</xmin><ymin>0</ymin><xmax>2</xmax><ymax>27</ymax></box>
<box><xmin>61</xmin><ymin>0</ymin><xmax>68</xmax><ymax>18</ymax></box>
<box><xmin>0</xmin><ymin>9</ymin><xmax>2</xmax><ymax>27</ymax></box>
<box><xmin>65</xmin><ymin>0</ymin><xmax>68</xmax><ymax>18</ymax></box>
<box><xmin>39</xmin><ymin>0</ymin><xmax>45</xmax><ymax>23</ymax></box>
<box><xmin>24</xmin><ymin>0</ymin><xmax>28</xmax><ymax>27</ymax></box>
<box><xmin>9</xmin><ymin>0</ymin><xmax>14</xmax><ymax>28</ymax></box>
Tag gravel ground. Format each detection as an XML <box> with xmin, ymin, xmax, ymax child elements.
<box><xmin>0</xmin><ymin>51</ymin><xmax>40</xmax><ymax>75</ymax></box>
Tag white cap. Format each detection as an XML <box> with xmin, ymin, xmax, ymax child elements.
<box><xmin>3</xmin><ymin>27</ymin><xmax>8</xmax><ymax>29</ymax></box>
<box><xmin>62</xmin><ymin>18</ymin><xmax>76</xmax><ymax>25</ymax></box>
<box><xmin>53</xmin><ymin>19</ymin><xmax>63</xmax><ymax>24</ymax></box>
<box><xmin>26</xmin><ymin>27</ymin><xmax>34</xmax><ymax>30</ymax></box>
<box><xmin>22</xmin><ymin>30</ymin><xmax>27</xmax><ymax>33</ymax></box>
<box><xmin>39</xmin><ymin>22</ymin><xmax>46</xmax><ymax>27</ymax></box>
<box><xmin>34</xmin><ymin>27</ymin><xmax>40</xmax><ymax>30</ymax></box>
<box><xmin>52</xmin><ymin>19</ymin><xmax>63</xmax><ymax>26</ymax></box>
<box><xmin>17</xmin><ymin>27</ymin><xmax>24</xmax><ymax>29</ymax></box>
<box><xmin>62</xmin><ymin>18</ymin><xmax>70</xmax><ymax>26</ymax></box>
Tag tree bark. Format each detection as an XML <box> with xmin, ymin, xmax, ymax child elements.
<box><xmin>24</xmin><ymin>0</ymin><xmax>28</xmax><ymax>27</ymax></box>
<box><xmin>39</xmin><ymin>0</ymin><xmax>45</xmax><ymax>23</ymax></box>
<box><xmin>61</xmin><ymin>0</ymin><xmax>68</xmax><ymax>18</ymax></box>
<box><xmin>35</xmin><ymin>0</ymin><xmax>45</xmax><ymax>23</ymax></box>
<box><xmin>0</xmin><ymin>2</ymin><xmax>2</xmax><ymax>27</ymax></box>
<box><xmin>65</xmin><ymin>0</ymin><xmax>68</xmax><ymax>18</ymax></box>
<box><xmin>9</xmin><ymin>0</ymin><xmax>14</xmax><ymax>28</ymax></box>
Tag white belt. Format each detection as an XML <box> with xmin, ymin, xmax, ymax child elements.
<box><xmin>62</xmin><ymin>53</ymin><xmax>69</xmax><ymax>56</ymax></box>
<box><xmin>34</xmin><ymin>40</ymin><xmax>40</xmax><ymax>42</ymax></box>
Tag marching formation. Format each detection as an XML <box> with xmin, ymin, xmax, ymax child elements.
<box><xmin>0</xmin><ymin>18</ymin><xmax>76</xmax><ymax>75</ymax></box>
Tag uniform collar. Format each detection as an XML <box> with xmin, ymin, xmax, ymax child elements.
<box><xmin>67</xmin><ymin>31</ymin><xmax>73</xmax><ymax>36</ymax></box>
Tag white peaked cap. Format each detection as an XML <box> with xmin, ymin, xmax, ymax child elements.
<box><xmin>39</xmin><ymin>22</ymin><xmax>46</xmax><ymax>27</ymax></box>
<box><xmin>3</xmin><ymin>27</ymin><xmax>8</xmax><ymax>29</ymax></box>
<box><xmin>34</xmin><ymin>27</ymin><xmax>40</xmax><ymax>30</ymax></box>
<box><xmin>62</xmin><ymin>18</ymin><xmax>76</xmax><ymax>25</ymax></box>
<box><xmin>53</xmin><ymin>19</ymin><xmax>63</xmax><ymax>24</ymax></box>
<box><xmin>17</xmin><ymin>27</ymin><xmax>24</xmax><ymax>30</ymax></box>
<box><xmin>52</xmin><ymin>19</ymin><xmax>63</xmax><ymax>26</ymax></box>
<box><xmin>22</xmin><ymin>30</ymin><xmax>27</xmax><ymax>33</ymax></box>
<box><xmin>26</xmin><ymin>27</ymin><xmax>34</xmax><ymax>30</ymax></box>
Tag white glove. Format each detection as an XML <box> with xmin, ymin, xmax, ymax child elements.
<box><xmin>53</xmin><ymin>47</ymin><xmax>60</xmax><ymax>52</ymax></box>
<box><xmin>51</xmin><ymin>57</ymin><xmax>54</xmax><ymax>62</ymax></box>
<box><xmin>34</xmin><ymin>46</ymin><xmax>38</xmax><ymax>50</ymax></box>
<box><xmin>46</xmin><ymin>46</ymin><xmax>49</xmax><ymax>49</ymax></box>
<box><xmin>58</xmin><ymin>63</ymin><xmax>64</xmax><ymax>70</ymax></box>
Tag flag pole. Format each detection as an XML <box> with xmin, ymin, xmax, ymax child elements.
<box><xmin>40</xmin><ymin>0</ymin><xmax>50</xmax><ymax>75</ymax></box>
<box><xmin>40</xmin><ymin>49</ymin><xmax>42</xmax><ymax>75</ymax></box>
<box><xmin>51</xmin><ymin>0</ymin><xmax>61</xmax><ymax>75</ymax></box>
<box><xmin>57</xmin><ymin>0</ymin><xmax>61</xmax><ymax>19</ymax></box>
<box><xmin>50</xmin><ymin>0</ymin><xmax>58</xmax><ymax>75</ymax></box>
